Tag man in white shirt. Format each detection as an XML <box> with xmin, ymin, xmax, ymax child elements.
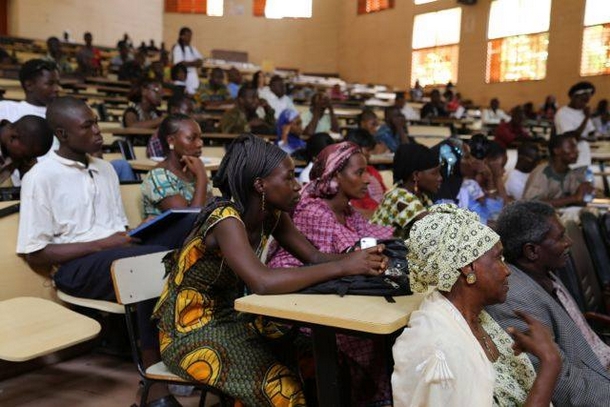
<box><xmin>258</xmin><ymin>75</ymin><xmax>296</xmax><ymax>119</ymax></box>
<box><xmin>17</xmin><ymin>97</ymin><xmax>191</xmax><ymax>301</ymax></box>
<box><xmin>555</xmin><ymin>81</ymin><xmax>596</xmax><ymax>168</ymax></box>
<box><xmin>482</xmin><ymin>98</ymin><xmax>511</xmax><ymax>125</ymax></box>
<box><xmin>394</xmin><ymin>91</ymin><xmax>420</xmax><ymax>122</ymax></box>
<box><xmin>505</xmin><ymin>143</ymin><xmax>541</xmax><ymax>200</ymax></box>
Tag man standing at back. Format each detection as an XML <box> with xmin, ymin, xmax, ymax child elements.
<box><xmin>487</xmin><ymin>201</ymin><xmax>610</xmax><ymax>406</ymax></box>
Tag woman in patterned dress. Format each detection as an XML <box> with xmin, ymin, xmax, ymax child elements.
<box><xmin>371</xmin><ymin>143</ymin><xmax>443</xmax><ymax>239</ymax></box>
<box><xmin>153</xmin><ymin>134</ymin><xmax>388</xmax><ymax>406</ymax></box>
<box><xmin>141</xmin><ymin>114</ymin><xmax>211</xmax><ymax>218</ymax></box>
<box><xmin>392</xmin><ymin>204</ymin><xmax>561</xmax><ymax>406</ymax></box>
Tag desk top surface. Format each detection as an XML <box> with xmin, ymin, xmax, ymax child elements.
<box><xmin>234</xmin><ymin>293</ymin><xmax>425</xmax><ymax>334</ymax></box>
<box><xmin>0</xmin><ymin>297</ymin><xmax>101</xmax><ymax>362</ymax></box>
<box><xmin>129</xmin><ymin>156</ymin><xmax>222</xmax><ymax>172</ymax></box>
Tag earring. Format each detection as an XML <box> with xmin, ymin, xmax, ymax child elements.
<box><xmin>261</xmin><ymin>191</ymin><xmax>266</xmax><ymax>212</ymax></box>
<box><xmin>169</xmin><ymin>144</ymin><xmax>174</xmax><ymax>150</ymax></box>
<box><xmin>466</xmin><ymin>272</ymin><xmax>477</xmax><ymax>285</ymax></box>
<box><xmin>413</xmin><ymin>178</ymin><xmax>419</xmax><ymax>194</ymax></box>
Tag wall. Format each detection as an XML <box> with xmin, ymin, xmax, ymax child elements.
<box><xmin>162</xmin><ymin>0</ymin><xmax>341</xmax><ymax>74</ymax></box>
<box><xmin>7</xmin><ymin>0</ymin><xmax>163</xmax><ymax>47</ymax></box>
<box><xmin>337</xmin><ymin>0</ymin><xmax>610</xmax><ymax>109</ymax></box>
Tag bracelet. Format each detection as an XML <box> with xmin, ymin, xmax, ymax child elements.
<box><xmin>486</xmin><ymin>189</ymin><xmax>498</xmax><ymax>194</ymax></box>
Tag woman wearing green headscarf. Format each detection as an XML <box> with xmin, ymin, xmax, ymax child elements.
<box><xmin>392</xmin><ymin>204</ymin><xmax>561</xmax><ymax>407</ymax></box>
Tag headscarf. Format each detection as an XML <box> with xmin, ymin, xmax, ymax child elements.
<box><xmin>276</xmin><ymin>108</ymin><xmax>300</xmax><ymax>136</ymax></box>
<box><xmin>393</xmin><ymin>143</ymin><xmax>439</xmax><ymax>185</ymax></box>
<box><xmin>407</xmin><ymin>204</ymin><xmax>499</xmax><ymax>293</ymax></box>
<box><xmin>568</xmin><ymin>81</ymin><xmax>595</xmax><ymax>98</ymax></box>
<box><xmin>306</xmin><ymin>141</ymin><xmax>362</xmax><ymax>199</ymax></box>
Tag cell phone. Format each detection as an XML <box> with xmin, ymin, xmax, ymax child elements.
<box><xmin>360</xmin><ymin>237</ymin><xmax>377</xmax><ymax>249</ymax></box>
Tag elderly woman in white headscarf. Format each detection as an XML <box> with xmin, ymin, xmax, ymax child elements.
<box><xmin>392</xmin><ymin>204</ymin><xmax>561</xmax><ymax>407</ymax></box>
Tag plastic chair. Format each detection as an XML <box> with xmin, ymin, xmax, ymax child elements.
<box><xmin>111</xmin><ymin>251</ymin><xmax>233</xmax><ymax>407</ymax></box>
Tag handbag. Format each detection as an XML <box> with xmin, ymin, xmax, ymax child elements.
<box><xmin>299</xmin><ymin>238</ymin><xmax>411</xmax><ymax>301</ymax></box>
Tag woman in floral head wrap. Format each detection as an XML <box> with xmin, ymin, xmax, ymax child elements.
<box><xmin>392</xmin><ymin>204</ymin><xmax>561</xmax><ymax>407</ymax></box>
<box><xmin>267</xmin><ymin>141</ymin><xmax>394</xmax><ymax>406</ymax></box>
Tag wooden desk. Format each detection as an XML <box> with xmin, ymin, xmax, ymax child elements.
<box><xmin>110</xmin><ymin>127</ymin><xmax>156</xmax><ymax>137</ymax></box>
<box><xmin>369</xmin><ymin>153</ymin><xmax>393</xmax><ymax>166</ymax></box>
<box><xmin>84</xmin><ymin>76</ymin><xmax>131</xmax><ymax>88</ymax></box>
<box><xmin>129</xmin><ymin>156</ymin><xmax>222</xmax><ymax>172</ymax></box>
<box><xmin>235</xmin><ymin>293</ymin><xmax>424</xmax><ymax>406</ymax></box>
<box><xmin>0</xmin><ymin>297</ymin><xmax>101</xmax><ymax>362</ymax></box>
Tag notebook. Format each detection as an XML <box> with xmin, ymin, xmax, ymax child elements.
<box><xmin>128</xmin><ymin>208</ymin><xmax>200</xmax><ymax>239</ymax></box>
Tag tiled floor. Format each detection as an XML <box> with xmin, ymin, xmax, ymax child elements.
<box><xmin>0</xmin><ymin>353</ymin><xmax>219</xmax><ymax>407</ymax></box>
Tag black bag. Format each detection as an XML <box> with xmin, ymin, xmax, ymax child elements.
<box><xmin>299</xmin><ymin>238</ymin><xmax>412</xmax><ymax>301</ymax></box>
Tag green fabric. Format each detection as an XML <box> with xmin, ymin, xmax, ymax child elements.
<box><xmin>140</xmin><ymin>168</ymin><xmax>195</xmax><ymax>218</ymax></box>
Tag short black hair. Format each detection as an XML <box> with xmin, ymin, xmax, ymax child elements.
<box><xmin>517</xmin><ymin>142</ymin><xmax>539</xmax><ymax>158</ymax></box>
<box><xmin>157</xmin><ymin>113</ymin><xmax>193</xmax><ymax>155</ymax></box>
<box><xmin>305</xmin><ymin>132</ymin><xmax>334</xmax><ymax>162</ymax></box>
<box><xmin>358</xmin><ymin>108</ymin><xmax>377</xmax><ymax>124</ymax></box>
<box><xmin>14</xmin><ymin>115</ymin><xmax>54</xmax><ymax>157</ymax></box>
<box><xmin>237</xmin><ymin>83</ymin><xmax>257</xmax><ymax>99</ymax></box>
<box><xmin>167</xmin><ymin>94</ymin><xmax>193</xmax><ymax>112</ymax></box>
<box><xmin>548</xmin><ymin>132</ymin><xmax>577</xmax><ymax>157</ymax></box>
<box><xmin>468</xmin><ymin>133</ymin><xmax>490</xmax><ymax>160</ymax></box>
<box><xmin>486</xmin><ymin>141</ymin><xmax>506</xmax><ymax>160</ymax></box>
<box><xmin>170</xmin><ymin>62</ymin><xmax>187</xmax><ymax>80</ymax></box>
<box><xmin>46</xmin><ymin>96</ymin><xmax>89</xmax><ymax>131</ymax></box>
<box><xmin>344</xmin><ymin>128</ymin><xmax>376</xmax><ymax>150</ymax></box>
<box><xmin>19</xmin><ymin>59</ymin><xmax>58</xmax><ymax>89</ymax></box>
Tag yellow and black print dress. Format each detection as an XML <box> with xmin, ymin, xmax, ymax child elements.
<box><xmin>153</xmin><ymin>199</ymin><xmax>307</xmax><ymax>407</ymax></box>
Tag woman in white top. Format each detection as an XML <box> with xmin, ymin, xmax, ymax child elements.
<box><xmin>171</xmin><ymin>27</ymin><xmax>203</xmax><ymax>95</ymax></box>
<box><xmin>392</xmin><ymin>204</ymin><xmax>561</xmax><ymax>407</ymax></box>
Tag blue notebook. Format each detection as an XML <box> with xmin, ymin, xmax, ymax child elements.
<box><xmin>128</xmin><ymin>208</ymin><xmax>200</xmax><ymax>239</ymax></box>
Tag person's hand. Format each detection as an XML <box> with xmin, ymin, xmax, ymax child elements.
<box><xmin>181</xmin><ymin>155</ymin><xmax>207</xmax><ymax>180</ymax></box>
<box><xmin>584</xmin><ymin>106</ymin><xmax>591</xmax><ymax>118</ymax></box>
<box><xmin>341</xmin><ymin>245</ymin><xmax>387</xmax><ymax>276</ymax></box>
<box><xmin>573</xmin><ymin>182</ymin><xmax>595</xmax><ymax>204</ymax></box>
<box><xmin>487</xmin><ymin>157</ymin><xmax>505</xmax><ymax>179</ymax></box>
<box><xmin>508</xmin><ymin>311</ymin><xmax>561</xmax><ymax>366</ymax></box>
<box><xmin>99</xmin><ymin>232</ymin><xmax>138</xmax><ymax>250</ymax></box>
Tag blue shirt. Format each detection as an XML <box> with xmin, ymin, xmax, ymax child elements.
<box><xmin>227</xmin><ymin>82</ymin><xmax>240</xmax><ymax>99</ymax></box>
<box><xmin>375</xmin><ymin>124</ymin><xmax>400</xmax><ymax>152</ymax></box>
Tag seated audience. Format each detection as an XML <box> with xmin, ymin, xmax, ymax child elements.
<box><xmin>592</xmin><ymin>98</ymin><xmax>608</xmax><ymax>118</ymax></box>
<box><xmin>358</xmin><ymin>108</ymin><xmax>380</xmax><ymax>136</ymax></box>
<box><xmin>259</xmin><ymin>75</ymin><xmax>296</xmax><ymax>120</ymax></box>
<box><xmin>420</xmin><ymin>89</ymin><xmax>449</xmax><ymax>119</ymax></box>
<box><xmin>482</xmin><ymin>97</ymin><xmax>511</xmax><ymax>125</ymax></box>
<box><xmin>0</xmin><ymin>116</ymin><xmax>53</xmax><ymax>187</ymax></box>
<box><xmin>301</xmin><ymin>92</ymin><xmax>340</xmax><ymax>136</ymax></box>
<box><xmin>267</xmin><ymin>141</ymin><xmax>393</xmax><ymax>406</ymax></box>
<box><xmin>110</xmin><ymin>40</ymin><xmax>133</xmax><ymax>70</ymax></box>
<box><xmin>147</xmin><ymin>94</ymin><xmax>194</xmax><ymax>159</ymax></box>
<box><xmin>457</xmin><ymin>135</ymin><xmax>504</xmax><ymax>224</ymax></box>
<box><xmin>118</xmin><ymin>49</ymin><xmax>146</xmax><ymax>83</ymax></box>
<box><xmin>593</xmin><ymin>110</ymin><xmax>610</xmax><ymax>137</ymax></box>
<box><xmin>409</xmin><ymin>79</ymin><xmax>424</xmax><ymax>102</ymax></box>
<box><xmin>540</xmin><ymin>95</ymin><xmax>557</xmax><ymax>120</ymax></box>
<box><xmin>344</xmin><ymin>129</ymin><xmax>387</xmax><ymax>217</ymax></box>
<box><xmin>44</xmin><ymin>36</ymin><xmax>73</xmax><ymax>74</ymax></box>
<box><xmin>375</xmin><ymin>106</ymin><xmax>412</xmax><ymax>153</ymax></box>
<box><xmin>0</xmin><ymin>59</ymin><xmax>59</xmax><ymax>123</ymax></box>
<box><xmin>123</xmin><ymin>79</ymin><xmax>164</xmax><ymax>128</ymax></box>
<box><xmin>505</xmin><ymin>143</ymin><xmax>541</xmax><ymax>200</ymax></box>
<box><xmin>394</xmin><ymin>91</ymin><xmax>420</xmax><ymax>122</ymax></box>
<box><xmin>276</xmin><ymin>109</ymin><xmax>305</xmax><ymax>154</ymax></box>
<box><xmin>371</xmin><ymin>143</ymin><xmax>441</xmax><ymax>239</ymax></box>
<box><xmin>522</xmin><ymin>132</ymin><xmax>594</xmax><ymax>207</ymax></box>
<box><xmin>153</xmin><ymin>134</ymin><xmax>387</xmax><ymax>405</ymax></box>
<box><xmin>522</xmin><ymin>102</ymin><xmax>538</xmax><ymax>121</ymax></box>
<box><xmin>487</xmin><ymin>201</ymin><xmax>610</xmax><ymax>406</ymax></box>
<box><xmin>168</xmin><ymin>62</ymin><xmax>187</xmax><ymax>96</ymax></box>
<box><xmin>141</xmin><ymin>114</ymin><xmax>210</xmax><ymax>218</ymax></box>
<box><xmin>298</xmin><ymin>132</ymin><xmax>334</xmax><ymax>184</ymax></box>
<box><xmin>393</xmin><ymin>204</ymin><xmax>561</xmax><ymax>406</ymax></box>
<box><xmin>219</xmin><ymin>85</ymin><xmax>275</xmax><ymax>135</ymax></box>
<box><xmin>0</xmin><ymin>59</ymin><xmax>60</xmax><ymax>153</ymax></box>
<box><xmin>251</xmin><ymin>70</ymin><xmax>266</xmax><ymax>94</ymax></box>
<box><xmin>76</xmin><ymin>32</ymin><xmax>101</xmax><ymax>77</ymax></box>
<box><xmin>195</xmin><ymin>67</ymin><xmax>231</xmax><ymax>108</ymax></box>
<box><xmin>494</xmin><ymin>105</ymin><xmax>532</xmax><ymax>148</ymax></box>
<box><xmin>329</xmin><ymin>83</ymin><xmax>346</xmax><ymax>101</ymax></box>
<box><xmin>268</xmin><ymin>141</ymin><xmax>393</xmax><ymax>266</ymax></box>
<box><xmin>226</xmin><ymin>67</ymin><xmax>242</xmax><ymax>99</ymax></box>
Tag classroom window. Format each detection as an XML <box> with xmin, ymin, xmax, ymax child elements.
<box><xmin>580</xmin><ymin>0</ymin><xmax>610</xmax><ymax>76</ymax></box>
<box><xmin>411</xmin><ymin>7</ymin><xmax>461</xmax><ymax>86</ymax></box>
<box><xmin>485</xmin><ymin>0</ymin><xmax>551</xmax><ymax>83</ymax></box>
<box><xmin>414</xmin><ymin>0</ymin><xmax>437</xmax><ymax>4</ymax></box>
<box><xmin>165</xmin><ymin>0</ymin><xmax>224</xmax><ymax>16</ymax></box>
<box><xmin>357</xmin><ymin>0</ymin><xmax>394</xmax><ymax>15</ymax></box>
<box><xmin>253</xmin><ymin>0</ymin><xmax>312</xmax><ymax>19</ymax></box>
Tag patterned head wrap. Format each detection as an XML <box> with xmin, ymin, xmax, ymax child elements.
<box><xmin>307</xmin><ymin>141</ymin><xmax>362</xmax><ymax>198</ymax></box>
<box><xmin>407</xmin><ymin>204</ymin><xmax>500</xmax><ymax>293</ymax></box>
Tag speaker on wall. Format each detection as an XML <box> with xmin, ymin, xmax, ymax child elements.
<box><xmin>458</xmin><ymin>0</ymin><xmax>477</xmax><ymax>5</ymax></box>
